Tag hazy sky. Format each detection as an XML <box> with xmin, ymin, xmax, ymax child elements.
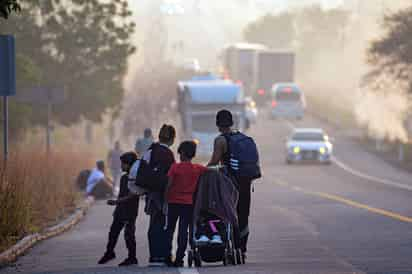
<box><xmin>271</xmin><ymin>0</ymin><xmax>343</xmax><ymax>9</ymax></box>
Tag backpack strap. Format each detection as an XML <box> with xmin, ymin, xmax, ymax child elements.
<box><xmin>221</xmin><ymin>131</ymin><xmax>240</xmax><ymax>171</ymax></box>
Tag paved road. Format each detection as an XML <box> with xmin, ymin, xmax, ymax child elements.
<box><xmin>2</xmin><ymin>112</ymin><xmax>412</xmax><ymax>274</ymax></box>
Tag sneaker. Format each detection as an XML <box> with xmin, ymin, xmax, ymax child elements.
<box><xmin>195</xmin><ymin>235</ymin><xmax>210</xmax><ymax>244</ymax></box>
<box><xmin>210</xmin><ymin>235</ymin><xmax>223</xmax><ymax>245</ymax></box>
<box><xmin>98</xmin><ymin>251</ymin><xmax>116</xmax><ymax>264</ymax></box>
<box><xmin>165</xmin><ymin>256</ymin><xmax>174</xmax><ymax>267</ymax></box>
<box><xmin>118</xmin><ymin>257</ymin><xmax>138</xmax><ymax>267</ymax></box>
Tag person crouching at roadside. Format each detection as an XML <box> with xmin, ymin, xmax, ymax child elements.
<box><xmin>86</xmin><ymin>160</ymin><xmax>113</xmax><ymax>199</ymax></box>
<box><xmin>98</xmin><ymin>152</ymin><xmax>139</xmax><ymax>267</ymax></box>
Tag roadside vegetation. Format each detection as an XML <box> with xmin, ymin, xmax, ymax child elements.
<box><xmin>0</xmin><ymin>1</ymin><xmax>135</xmax><ymax>253</ymax></box>
<box><xmin>0</xmin><ymin>149</ymin><xmax>94</xmax><ymax>253</ymax></box>
<box><xmin>243</xmin><ymin>3</ymin><xmax>412</xmax><ymax>161</ymax></box>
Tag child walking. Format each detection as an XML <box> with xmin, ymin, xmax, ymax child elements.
<box><xmin>165</xmin><ymin>141</ymin><xmax>207</xmax><ymax>267</ymax></box>
<box><xmin>98</xmin><ymin>151</ymin><xmax>139</xmax><ymax>267</ymax></box>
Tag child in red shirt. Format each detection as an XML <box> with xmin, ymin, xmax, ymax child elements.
<box><xmin>164</xmin><ymin>141</ymin><xmax>207</xmax><ymax>267</ymax></box>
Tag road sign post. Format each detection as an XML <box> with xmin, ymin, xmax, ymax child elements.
<box><xmin>0</xmin><ymin>35</ymin><xmax>16</xmax><ymax>162</ymax></box>
<box><xmin>15</xmin><ymin>87</ymin><xmax>65</xmax><ymax>153</ymax></box>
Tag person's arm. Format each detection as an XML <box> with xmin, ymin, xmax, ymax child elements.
<box><xmin>208</xmin><ymin>137</ymin><xmax>226</xmax><ymax>166</ymax></box>
<box><xmin>108</xmin><ymin>193</ymin><xmax>137</xmax><ymax>205</ymax></box>
<box><xmin>163</xmin><ymin>177</ymin><xmax>173</xmax><ymax>214</ymax></box>
<box><xmin>163</xmin><ymin>164</ymin><xmax>175</xmax><ymax>214</ymax></box>
<box><xmin>118</xmin><ymin>193</ymin><xmax>137</xmax><ymax>203</ymax></box>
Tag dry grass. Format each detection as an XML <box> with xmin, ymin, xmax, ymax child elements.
<box><xmin>0</xmin><ymin>149</ymin><xmax>93</xmax><ymax>253</ymax></box>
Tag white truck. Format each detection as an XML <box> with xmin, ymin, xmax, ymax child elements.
<box><xmin>177</xmin><ymin>76</ymin><xmax>247</xmax><ymax>157</ymax></box>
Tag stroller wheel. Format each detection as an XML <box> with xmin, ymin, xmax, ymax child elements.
<box><xmin>194</xmin><ymin>250</ymin><xmax>202</xmax><ymax>267</ymax></box>
<box><xmin>188</xmin><ymin>250</ymin><xmax>193</xmax><ymax>268</ymax></box>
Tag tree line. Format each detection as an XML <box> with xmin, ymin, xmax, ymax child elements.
<box><xmin>243</xmin><ymin>4</ymin><xmax>412</xmax><ymax>95</ymax></box>
<box><xmin>0</xmin><ymin>0</ymin><xmax>135</xmax><ymax>141</ymax></box>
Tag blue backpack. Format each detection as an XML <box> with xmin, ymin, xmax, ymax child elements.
<box><xmin>223</xmin><ymin>132</ymin><xmax>262</xmax><ymax>180</ymax></box>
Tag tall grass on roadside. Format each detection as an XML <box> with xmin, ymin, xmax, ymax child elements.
<box><xmin>0</xmin><ymin>150</ymin><xmax>93</xmax><ymax>253</ymax></box>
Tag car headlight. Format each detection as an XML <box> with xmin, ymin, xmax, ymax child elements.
<box><xmin>319</xmin><ymin>147</ymin><xmax>327</xmax><ymax>155</ymax></box>
<box><xmin>293</xmin><ymin>147</ymin><xmax>300</xmax><ymax>154</ymax></box>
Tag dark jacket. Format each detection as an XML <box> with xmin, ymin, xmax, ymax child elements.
<box><xmin>193</xmin><ymin>169</ymin><xmax>239</xmax><ymax>226</ymax></box>
<box><xmin>114</xmin><ymin>174</ymin><xmax>139</xmax><ymax>221</ymax></box>
<box><xmin>145</xmin><ymin>143</ymin><xmax>175</xmax><ymax>215</ymax></box>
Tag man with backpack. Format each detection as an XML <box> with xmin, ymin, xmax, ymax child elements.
<box><xmin>208</xmin><ymin>109</ymin><xmax>261</xmax><ymax>263</ymax></box>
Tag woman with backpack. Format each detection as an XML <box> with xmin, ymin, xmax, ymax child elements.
<box><xmin>208</xmin><ymin>109</ymin><xmax>261</xmax><ymax>263</ymax></box>
<box><xmin>133</xmin><ymin>124</ymin><xmax>176</xmax><ymax>266</ymax></box>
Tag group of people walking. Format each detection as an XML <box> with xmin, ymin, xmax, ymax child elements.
<box><xmin>88</xmin><ymin>109</ymin><xmax>259</xmax><ymax>267</ymax></box>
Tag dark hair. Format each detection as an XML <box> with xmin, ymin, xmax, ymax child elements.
<box><xmin>178</xmin><ymin>141</ymin><xmax>197</xmax><ymax>159</ymax></box>
<box><xmin>120</xmin><ymin>151</ymin><xmax>138</xmax><ymax>166</ymax></box>
<box><xmin>216</xmin><ymin>109</ymin><xmax>233</xmax><ymax>128</ymax></box>
<box><xmin>159</xmin><ymin>124</ymin><xmax>176</xmax><ymax>144</ymax></box>
<box><xmin>144</xmin><ymin>128</ymin><xmax>152</xmax><ymax>138</ymax></box>
<box><xmin>96</xmin><ymin>160</ymin><xmax>105</xmax><ymax>171</ymax></box>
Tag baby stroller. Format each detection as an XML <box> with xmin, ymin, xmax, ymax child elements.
<box><xmin>188</xmin><ymin>168</ymin><xmax>244</xmax><ymax>267</ymax></box>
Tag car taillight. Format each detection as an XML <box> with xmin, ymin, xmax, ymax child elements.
<box><xmin>257</xmin><ymin>89</ymin><xmax>265</xmax><ymax>96</ymax></box>
<box><xmin>271</xmin><ymin>100</ymin><xmax>277</xmax><ymax>107</ymax></box>
<box><xmin>236</xmin><ymin>80</ymin><xmax>243</xmax><ymax>86</ymax></box>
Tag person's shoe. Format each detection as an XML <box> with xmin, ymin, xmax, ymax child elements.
<box><xmin>195</xmin><ymin>235</ymin><xmax>210</xmax><ymax>245</ymax></box>
<box><xmin>98</xmin><ymin>251</ymin><xmax>116</xmax><ymax>264</ymax></box>
<box><xmin>118</xmin><ymin>257</ymin><xmax>138</xmax><ymax>267</ymax></box>
<box><xmin>148</xmin><ymin>257</ymin><xmax>166</xmax><ymax>267</ymax></box>
<box><xmin>210</xmin><ymin>235</ymin><xmax>223</xmax><ymax>245</ymax></box>
<box><xmin>165</xmin><ymin>256</ymin><xmax>174</xmax><ymax>267</ymax></box>
<box><xmin>173</xmin><ymin>260</ymin><xmax>184</xmax><ymax>267</ymax></box>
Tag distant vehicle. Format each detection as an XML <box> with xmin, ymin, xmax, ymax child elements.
<box><xmin>220</xmin><ymin>43</ymin><xmax>267</xmax><ymax>97</ymax></box>
<box><xmin>244</xmin><ymin>96</ymin><xmax>258</xmax><ymax>124</ymax></box>
<box><xmin>270</xmin><ymin>83</ymin><xmax>305</xmax><ymax>120</ymax></box>
<box><xmin>182</xmin><ymin>59</ymin><xmax>201</xmax><ymax>72</ymax></box>
<box><xmin>286</xmin><ymin>128</ymin><xmax>333</xmax><ymax>165</ymax></box>
<box><xmin>177</xmin><ymin>77</ymin><xmax>247</xmax><ymax>156</ymax></box>
<box><xmin>160</xmin><ymin>1</ymin><xmax>185</xmax><ymax>15</ymax></box>
<box><xmin>252</xmin><ymin>50</ymin><xmax>295</xmax><ymax>105</ymax></box>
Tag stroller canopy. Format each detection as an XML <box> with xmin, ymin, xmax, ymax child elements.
<box><xmin>193</xmin><ymin>169</ymin><xmax>239</xmax><ymax>226</ymax></box>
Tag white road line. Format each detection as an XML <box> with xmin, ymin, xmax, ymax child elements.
<box><xmin>283</xmin><ymin>119</ymin><xmax>412</xmax><ymax>192</ymax></box>
<box><xmin>179</xmin><ymin>268</ymin><xmax>200</xmax><ymax>274</ymax></box>
<box><xmin>332</xmin><ymin>156</ymin><xmax>412</xmax><ymax>192</ymax></box>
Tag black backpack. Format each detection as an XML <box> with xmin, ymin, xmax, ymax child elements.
<box><xmin>134</xmin><ymin>145</ymin><xmax>169</xmax><ymax>193</ymax></box>
<box><xmin>223</xmin><ymin>132</ymin><xmax>262</xmax><ymax>180</ymax></box>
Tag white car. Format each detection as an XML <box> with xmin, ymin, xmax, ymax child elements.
<box><xmin>245</xmin><ymin>96</ymin><xmax>258</xmax><ymax>124</ymax></box>
<box><xmin>286</xmin><ymin>128</ymin><xmax>333</xmax><ymax>164</ymax></box>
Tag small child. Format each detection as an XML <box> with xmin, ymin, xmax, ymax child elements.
<box><xmin>98</xmin><ymin>152</ymin><xmax>139</xmax><ymax>267</ymax></box>
<box><xmin>165</xmin><ymin>141</ymin><xmax>207</xmax><ymax>267</ymax></box>
<box><xmin>196</xmin><ymin>213</ymin><xmax>224</xmax><ymax>245</ymax></box>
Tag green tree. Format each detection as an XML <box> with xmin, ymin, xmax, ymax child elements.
<box><xmin>367</xmin><ymin>6</ymin><xmax>412</xmax><ymax>93</ymax></box>
<box><xmin>0</xmin><ymin>0</ymin><xmax>20</xmax><ymax>19</ymax></box>
<box><xmin>295</xmin><ymin>5</ymin><xmax>348</xmax><ymax>67</ymax></box>
<box><xmin>243</xmin><ymin>5</ymin><xmax>349</xmax><ymax>77</ymax></box>
<box><xmin>0</xmin><ymin>0</ymin><xmax>136</xmax><ymax>136</ymax></box>
<box><xmin>243</xmin><ymin>12</ymin><xmax>296</xmax><ymax>49</ymax></box>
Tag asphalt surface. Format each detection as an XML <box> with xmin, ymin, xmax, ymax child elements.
<box><xmin>2</xmin><ymin>112</ymin><xmax>412</xmax><ymax>274</ymax></box>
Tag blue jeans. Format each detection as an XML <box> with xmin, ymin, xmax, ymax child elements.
<box><xmin>166</xmin><ymin>204</ymin><xmax>193</xmax><ymax>262</ymax></box>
